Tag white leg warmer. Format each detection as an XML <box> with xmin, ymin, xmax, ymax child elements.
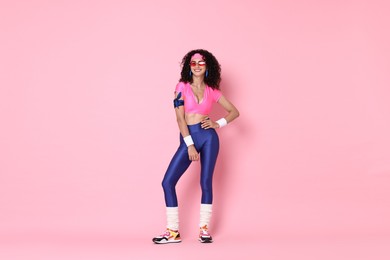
<box><xmin>199</xmin><ymin>204</ymin><xmax>213</xmax><ymax>227</ymax></box>
<box><xmin>166</xmin><ymin>207</ymin><xmax>179</xmax><ymax>230</ymax></box>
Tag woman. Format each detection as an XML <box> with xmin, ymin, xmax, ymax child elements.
<box><xmin>153</xmin><ymin>49</ymin><xmax>239</xmax><ymax>244</ymax></box>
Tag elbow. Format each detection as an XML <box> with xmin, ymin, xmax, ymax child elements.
<box><xmin>227</xmin><ymin>108</ymin><xmax>239</xmax><ymax>123</ymax></box>
<box><xmin>234</xmin><ymin>108</ymin><xmax>240</xmax><ymax>119</ymax></box>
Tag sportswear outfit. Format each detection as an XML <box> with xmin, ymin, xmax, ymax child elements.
<box><xmin>153</xmin><ymin>82</ymin><xmax>222</xmax><ymax>244</ymax></box>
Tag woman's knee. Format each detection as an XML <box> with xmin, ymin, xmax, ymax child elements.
<box><xmin>162</xmin><ymin>178</ymin><xmax>174</xmax><ymax>191</ymax></box>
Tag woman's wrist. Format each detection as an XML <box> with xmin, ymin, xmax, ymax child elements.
<box><xmin>216</xmin><ymin>118</ymin><xmax>227</xmax><ymax>128</ymax></box>
<box><xmin>183</xmin><ymin>135</ymin><xmax>194</xmax><ymax>147</ymax></box>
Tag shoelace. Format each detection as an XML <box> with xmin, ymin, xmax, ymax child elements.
<box><xmin>200</xmin><ymin>227</ymin><xmax>210</xmax><ymax>236</ymax></box>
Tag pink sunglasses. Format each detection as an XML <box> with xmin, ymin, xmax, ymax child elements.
<box><xmin>190</xmin><ymin>61</ymin><xmax>206</xmax><ymax>67</ymax></box>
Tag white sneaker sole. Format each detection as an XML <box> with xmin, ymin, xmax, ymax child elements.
<box><xmin>154</xmin><ymin>239</ymin><xmax>182</xmax><ymax>244</ymax></box>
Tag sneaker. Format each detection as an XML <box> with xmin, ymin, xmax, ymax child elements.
<box><xmin>198</xmin><ymin>225</ymin><xmax>213</xmax><ymax>243</ymax></box>
<box><xmin>152</xmin><ymin>228</ymin><xmax>181</xmax><ymax>244</ymax></box>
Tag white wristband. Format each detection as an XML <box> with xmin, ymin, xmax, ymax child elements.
<box><xmin>183</xmin><ymin>135</ymin><xmax>194</xmax><ymax>147</ymax></box>
<box><xmin>216</xmin><ymin>118</ymin><xmax>228</xmax><ymax>128</ymax></box>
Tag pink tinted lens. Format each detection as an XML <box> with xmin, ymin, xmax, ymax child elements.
<box><xmin>190</xmin><ymin>61</ymin><xmax>206</xmax><ymax>67</ymax></box>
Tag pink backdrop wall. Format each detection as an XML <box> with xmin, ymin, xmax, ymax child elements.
<box><xmin>1</xmin><ymin>0</ymin><xmax>389</xmax><ymax>259</ymax></box>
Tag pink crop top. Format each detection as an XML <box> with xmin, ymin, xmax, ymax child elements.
<box><xmin>175</xmin><ymin>82</ymin><xmax>222</xmax><ymax>115</ymax></box>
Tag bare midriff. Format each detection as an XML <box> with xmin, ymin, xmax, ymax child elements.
<box><xmin>185</xmin><ymin>113</ymin><xmax>208</xmax><ymax>125</ymax></box>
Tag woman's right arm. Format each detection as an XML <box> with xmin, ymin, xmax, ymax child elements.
<box><xmin>174</xmin><ymin>92</ymin><xmax>199</xmax><ymax>161</ymax></box>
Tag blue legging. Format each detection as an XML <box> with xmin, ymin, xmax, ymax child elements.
<box><xmin>162</xmin><ymin>123</ymin><xmax>219</xmax><ymax>207</ymax></box>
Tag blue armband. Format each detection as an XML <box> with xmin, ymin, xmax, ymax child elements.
<box><xmin>173</xmin><ymin>92</ymin><xmax>184</xmax><ymax>108</ymax></box>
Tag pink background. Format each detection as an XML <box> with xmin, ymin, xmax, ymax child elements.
<box><xmin>1</xmin><ymin>0</ymin><xmax>389</xmax><ymax>259</ymax></box>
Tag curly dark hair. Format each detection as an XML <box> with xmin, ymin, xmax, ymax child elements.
<box><xmin>179</xmin><ymin>49</ymin><xmax>221</xmax><ymax>90</ymax></box>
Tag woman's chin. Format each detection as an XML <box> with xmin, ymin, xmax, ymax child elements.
<box><xmin>192</xmin><ymin>73</ymin><xmax>205</xmax><ymax>77</ymax></box>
